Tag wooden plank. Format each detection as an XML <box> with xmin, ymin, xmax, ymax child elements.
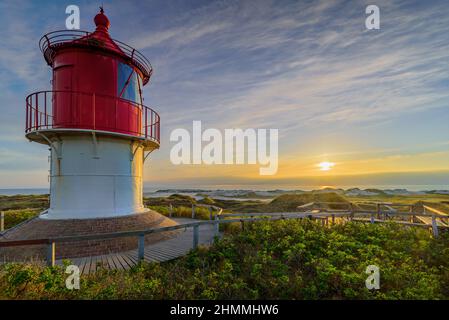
<box><xmin>89</xmin><ymin>255</ymin><xmax>99</xmax><ymax>271</ymax></box>
<box><xmin>108</xmin><ymin>254</ymin><xmax>118</xmax><ymax>269</ymax></box>
<box><xmin>99</xmin><ymin>255</ymin><xmax>111</xmax><ymax>270</ymax></box>
<box><xmin>147</xmin><ymin>250</ymin><xmax>179</xmax><ymax>262</ymax></box>
<box><xmin>423</xmin><ymin>205</ymin><xmax>449</xmax><ymax>215</ymax></box>
<box><xmin>148</xmin><ymin>247</ymin><xmax>178</xmax><ymax>260</ymax></box>
<box><xmin>90</xmin><ymin>256</ymin><xmax>100</xmax><ymax>272</ymax></box>
<box><xmin>154</xmin><ymin>237</ymin><xmax>192</xmax><ymax>249</ymax></box>
<box><xmin>83</xmin><ymin>256</ymin><xmax>92</xmax><ymax>274</ymax></box>
<box><xmin>151</xmin><ymin>247</ymin><xmax>186</xmax><ymax>260</ymax></box>
<box><xmin>122</xmin><ymin>251</ymin><xmax>138</xmax><ymax>266</ymax></box>
<box><xmin>110</xmin><ymin>254</ymin><xmax>124</xmax><ymax>270</ymax></box>
<box><xmin>162</xmin><ymin>246</ymin><xmax>189</xmax><ymax>255</ymax></box>
<box><xmin>143</xmin><ymin>251</ymin><xmax>161</xmax><ymax>263</ymax></box>
<box><xmin>144</xmin><ymin>250</ymin><xmax>166</xmax><ymax>262</ymax></box>
<box><xmin>415</xmin><ymin>216</ymin><xmax>446</xmax><ymax>227</ymax></box>
<box><xmin>78</xmin><ymin>257</ymin><xmax>88</xmax><ymax>275</ymax></box>
<box><xmin>98</xmin><ymin>256</ymin><xmax>108</xmax><ymax>270</ymax></box>
<box><xmin>153</xmin><ymin>243</ymin><xmax>190</xmax><ymax>254</ymax></box>
<box><xmin>119</xmin><ymin>252</ymin><xmax>136</xmax><ymax>268</ymax></box>
<box><xmin>104</xmin><ymin>254</ymin><xmax>115</xmax><ymax>270</ymax></box>
<box><xmin>90</xmin><ymin>256</ymin><xmax>100</xmax><ymax>273</ymax></box>
<box><xmin>115</xmin><ymin>253</ymin><xmax>132</xmax><ymax>270</ymax></box>
<box><xmin>151</xmin><ymin>247</ymin><xmax>185</xmax><ymax>259</ymax></box>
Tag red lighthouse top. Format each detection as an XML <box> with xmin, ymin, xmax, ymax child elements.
<box><xmin>39</xmin><ymin>8</ymin><xmax>153</xmax><ymax>85</ymax></box>
<box><xmin>70</xmin><ymin>8</ymin><xmax>125</xmax><ymax>59</ymax></box>
<box><xmin>26</xmin><ymin>9</ymin><xmax>160</xmax><ymax>151</ymax></box>
<box><xmin>94</xmin><ymin>7</ymin><xmax>110</xmax><ymax>30</ymax></box>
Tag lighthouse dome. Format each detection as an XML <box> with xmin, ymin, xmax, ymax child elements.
<box><xmin>94</xmin><ymin>7</ymin><xmax>110</xmax><ymax>30</ymax></box>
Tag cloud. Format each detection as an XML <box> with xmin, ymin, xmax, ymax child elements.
<box><xmin>1</xmin><ymin>0</ymin><xmax>449</xmax><ymax>187</ymax></box>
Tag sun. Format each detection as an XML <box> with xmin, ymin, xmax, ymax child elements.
<box><xmin>318</xmin><ymin>161</ymin><xmax>335</xmax><ymax>171</ymax></box>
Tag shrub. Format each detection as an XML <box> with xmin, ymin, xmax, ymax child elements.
<box><xmin>0</xmin><ymin>220</ymin><xmax>448</xmax><ymax>300</ymax></box>
<box><xmin>2</xmin><ymin>209</ymin><xmax>41</xmax><ymax>229</ymax></box>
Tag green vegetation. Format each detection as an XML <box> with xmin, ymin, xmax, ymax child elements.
<box><xmin>2</xmin><ymin>192</ymin><xmax>449</xmax><ymax>300</ymax></box>
<box><xmin>145</xmin><ymin>194</ymin><xmax>216</xmax><ymax>220</ymax></box>
<box><xmin>345</xmin><ymin>193</ymin><xmax>449</xmax><ymax>208</ymax></box>
<box><xmin>2</xmin><ymin>209</ymin><xmax>41</xmax><ymax>229</ymax></box>
<box><xmin>1</xmin><ymin>220</ymin><xmax>448</xmax><ymax>299</ymax></box>
<box><xmin>0</xmin><ymin>194</ymin><xmax>49</xmax><ymax>211</ymax></box>
<box><xmin>145</xmin><ymin>192</ymin><xmax>350</xmax><ymax>215</ymax></box>
<box><xmin>0</xmin><ymin>195</ymin><xmax>49</xmax><ymax>231</ymax></box>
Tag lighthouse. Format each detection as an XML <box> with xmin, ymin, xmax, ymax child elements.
<box><xmin>0</xmin><ymin>9</ymin><xmax>176</xmax><ymax>260</ymax></box>
<box><xmin>26</xmin><ymin>8</ymin><xmax>159</xmax><ymax>219</ymax></box>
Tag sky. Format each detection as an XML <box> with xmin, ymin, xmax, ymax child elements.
<box><xmin>0</xmin><ymin>0</ymin><xmax>449</xmax><ymax>190</ymax></box>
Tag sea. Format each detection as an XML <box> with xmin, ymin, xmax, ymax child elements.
<box><xmin>1</xmin><ymin>184</ymin><xmax>448</xmax><ymax>197</ymax></box>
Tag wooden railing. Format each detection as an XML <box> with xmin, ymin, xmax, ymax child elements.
<box><xmin>1</xmin><ymin>202</ymin><xmax>448</xmax><ymax>267</ymax></box>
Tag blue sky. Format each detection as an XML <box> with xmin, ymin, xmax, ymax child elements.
<box><xmin>0</xmin><ymin>0</ymin><xmax>449</xmax><ymax>189</ymax></box>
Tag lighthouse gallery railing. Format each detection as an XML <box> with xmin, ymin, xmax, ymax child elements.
<box><xmin>25</xmin><ymin>90</ymin><xmax>160</xmax><ymax>144</ymax></box>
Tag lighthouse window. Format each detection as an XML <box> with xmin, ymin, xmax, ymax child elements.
<box><xmin>117</xmin><ymin>62</ymin><xmax>141</xmax><ymax>103</ymax></box>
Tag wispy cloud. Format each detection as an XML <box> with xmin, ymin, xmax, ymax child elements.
<box><xmin>0</xmin><ymin>0</ymin><xmax>448</xmax><ymax>187</ymax></box>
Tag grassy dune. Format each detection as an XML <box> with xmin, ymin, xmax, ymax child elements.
<box><xmin>1</xmin><ymin>192</ymin><xmax>449</xmax><ymax>299</ymax></box>
<box><xmin>3</xmin><ymin>191</ymin><xmax>449</xmax><ymax>230</ymax></box>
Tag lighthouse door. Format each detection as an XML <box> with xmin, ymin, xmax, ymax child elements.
<box><xmin>53</xmin><ymin>65</ymin><xmax>74</xmax><ymax>128</ymax></box>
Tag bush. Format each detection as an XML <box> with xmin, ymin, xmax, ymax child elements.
<box><xmin>2</xmin><ymin>209</ymin><xmax>41</xmax><ymax>229</ymax></box>
<box><xmin>1</xmin><ymin>220</ymin><xmax>448</xmax><ymax>300</ymax></box>
<box><xmin>149</xmin><ymin>205</ymin><xmax>213</xmax><ymax>220</ymax></box>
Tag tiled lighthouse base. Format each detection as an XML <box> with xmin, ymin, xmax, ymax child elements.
<box><xmin>0</xmin><ymin>210</ymin><xmax>179</xmax><ymax>262</ymax></box>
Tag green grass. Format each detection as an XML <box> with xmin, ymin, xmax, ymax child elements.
<box><xmin>2</xmin><ymin>208</ymin><xmax>41</xmax><ymax>229</ymax></box>
<box><xmin>1</xmin><ymin>220</ymin><xmax>448</xmax><ymax>299</ymax></box>
<box><xmin>0</xmin><ymin>194</ymin><xmax>49</xmax><ymax>211</ymax></box>
<box><xmin>346</xmin><ymin>193</ymin><xmax>449</xmax><ymax>206</ymax></box>
<box><xmin>0</xmin><ymin>195</ymin><xmax>48</xmax><ymax>230</ymax></box>
<box><xmin>148</xmin><ymin>205</ymin><xmax>213</xmax><ymax>220</ymax></box>
<box><xmin>2</xmin><ymin>192</ymin><xmax>449</xmax><ymax>299</ymax></box>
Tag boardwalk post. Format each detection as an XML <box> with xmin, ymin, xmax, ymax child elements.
<box><xmin>209</xmin><ymin>207</ymin><xmax>213</xmax><ymax>220</ymax></box>
<box><xmin>409</xmin><ymin>204</ymin><xmax>414</xmax><ymax>223</ymax></box>
<box><xmin>193</xmin><ymin>224</ymin><xmax>199</xmax><ymax>249</ymax></box>
<box><xmin>431</xmin><ymin>216</ymin><xmax>439</xmax><ymax>238</ymax></box>
<box><xmin>191</xmin><ymin>204</ymin><xmax>195</xmax><ymax>219</ymax></box>
<box><xmin>46</xmin><ymin>241</ymin><xmax>55</xmax><ymax>267</ymax></box>
<box><xmin>241</xmin><ymin>219</ymin><xmax>245</xmax><ymax>231</ymax></box>
<box><xmin>331</xmin><ymin>214</ymin><xmax>335</xmax><ymax>224</ymax></box>
<box><xmin>376</xmin><ymin>203</ymin><xmax>381</xmax><ymax>219</ymax></box>
<box><xmin>169</xmin><ymin>203</ymin><xmax>173</xmax><ymax>218</ymax></box>
<box><xmin>0</xmin><ymin>211</ymin><xmax>4</xmax><ymax>232</ymax></box>
<box><xmin>349</xmin><ymin>203</ymin><xmax>354</xmax><ymax>221</ymax></box>
<box><xmin>214</xmin><ymin>213</ymin><xmax>220</xmax><ymax>236</ymax></box>
<box><xmin>138</xmin><ymin>234</ymin><xmax>145</xmax><ymax>262</ymax></box>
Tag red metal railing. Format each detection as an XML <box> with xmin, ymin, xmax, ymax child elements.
<box><xmin>39</xmin><ymin>30</ymin><xmax>153</xmax><ymax>85</ymax></box>
<box><xmin>25</xmin><ymin>90</ymin><xmax>160</xmax><ymax>144</ymax></box>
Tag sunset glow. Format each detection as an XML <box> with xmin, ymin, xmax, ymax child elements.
<box><xmin>318</xmin><ymin>162</ymin><xmax>335</xmax><ymax>171</ymax></box>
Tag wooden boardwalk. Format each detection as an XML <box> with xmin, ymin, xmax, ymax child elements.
<box><xmin>55</xmin><ymin>218</ymin><xmax>218</xmax><ymax>274</ymax></box>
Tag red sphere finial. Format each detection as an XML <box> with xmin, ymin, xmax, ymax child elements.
<box><xmin>94</xmin><ymin>6</ymin><xmax>110</xmax><ymax>30</ymax></box>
